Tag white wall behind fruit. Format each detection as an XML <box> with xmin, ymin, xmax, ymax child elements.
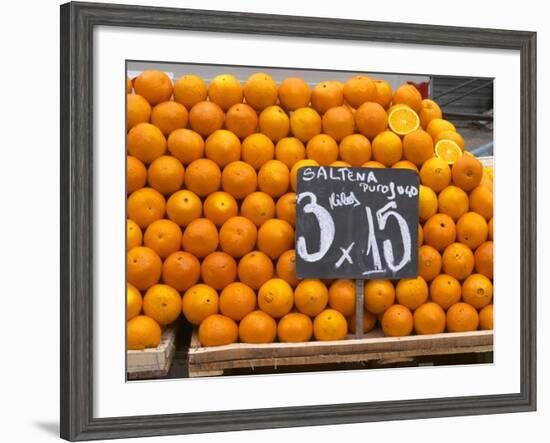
<box><xmin>0</xmin><ymin>0</ymin><xmax>546</xmax><ymax>442</ymax></box>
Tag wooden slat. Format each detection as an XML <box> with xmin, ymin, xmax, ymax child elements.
<box><xmin>188</xmin><ymin>328</ymin><xmax>493</xmax><ymax>365</ymax></box>
<box><xmin>127</xmin><ymin>325</ymin><xmax>177</xmax><ymax>379</ymax></box>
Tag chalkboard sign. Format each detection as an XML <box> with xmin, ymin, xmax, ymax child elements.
<box><xmin>295</xmin><ymin>167</ymin><xmax>419</xmax><ymax>280</ymax></box>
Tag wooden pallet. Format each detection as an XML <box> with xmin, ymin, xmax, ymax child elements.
<box><xmin>127</xmin><ymin>326</ymin><xmax>177</xmax><ymax>380</ymax></box>
<box><xmin>187</xmin><ymin>329</ymin><xmax>493</xmax><ymax>377</ymax></box>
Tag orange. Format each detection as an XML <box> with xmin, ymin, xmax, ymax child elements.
<box><xmin>435</xmin><ymin>140</ymin><xmax>462</xmax><ymax>165</ymax></box>
<box><xmin>127</xmin><ymin>315</ymin><xmax>162</xmax><ymax>350</ymax></box>
<box><xmin>182</xmin><ymin>218</ymin><xmax>219</xmax><ymax>258</ymax></box>
<box><xmin>474</xmin><ymin>241</ymin><xmax>493</xmax><ymax>279</ymax></box>
<box><xmin>127</xmin><ymin>77</ymin><xmax>132</xmax><ymax>93</ymax></box>
<box><xmin>181</xmin><ymin>283</ymin><xmax>219</xmax><ymax>325</ymax></box>
<box><xmin>222</xmin><ymin>161</ymin><xmax>257</xmax><ymax>199</ymax></box>
<box><xmin>328</xmin><ymin>279</ymin><xmax>356</xmax><ymax>316</ymax></box>
<box><xmin>438</xmin><ymin>185</ymin><xmax>469</xmax><ymax>221</ymax></box>
<box><xmin>372</xmin><ymin>131</ymin><xmax>403</xmax><ymax>166</ymax></box>
<box><xmin>396</xmin><ymin>276</ymin><xmax>429</xmax><ymax>310</ymax></box>
<box><xmin>278</xmin><ymin>77</ymin><xmax>311</xmax><ymax>111</ymax></box>
<box><xmin>294</xmin><ymin>279</ymin><xmax>329</xmax><ymax>317</ymax></box>
<box><xmin>144</xmin><ymin>219</ymin><xmax>182</xmax><ymax>259</ymax></box>
<box><xmin>426</xmin><ymin>118</ymin><xmax>456</xmax><ymax>141</ymax></box>
<box><xmin>479</xmin><ymin>170</ymin><xmax>494</xmax><ymax>193</ymax></box>
<box><xmin>259</xmin><ymin>105</ymin><xmax>290</xmax><ymax>142</ymax></box>
<box><xmin>276</xmin><ymin>249</ymin><xmax>300</xmax><ymax>287</ymax></box>
<box><xmin>257</xmin><ymin>218</ymin><xmax>294</xmax><ymax>259</ymax></box>
<box><xmin>462</xmin><ymin>273</ymin><xmax>493</xmax><ymax>309</ymax></box>
<box><xmin>147</xmin><ymin>155</ymin><xmax>185</xmax><ymax>195</ymax></box>
<box><xmin>311</xmin><ymin>81</ymin><xmax>344</xmax><ymax>114</ymax></box>
<box><xmin>413</xmin><ymin>302</ymin><xmax>446</xmax><ymax>335</ymax></box>
<box><xmin>418</xmin><ymin>99</ymin><xmax>442</xmax><ymax>129</ymax></box>
<box><xmin>469</xmin><ymin>185</ymin><xmax>493</xmax><ymax>221</ymax></box>
<box><xmin>162</xmin><ymin>251</ymin><xmax>200</xmax><ymax>292</ymax></box>
<box><xmin>127</xmin><ymin>122</ymin><xmax>166</xmax><ymax>164</ymax></box>
<box><xmin>355</xmin><ymin>102</ymin><xmax>388</xmax><ymax>139</ymax></box>
<box><xmin>451</xmin><ymin>153</ymin><xmax>483</xmax><ymax>192</ymax></box>
<box><xmin>127</xmin><ymin>155</ymin><xmax>147</xmax><ymax>194</ymax></box>
<box><xmin>243</xmin><ymin>72</ymin><xmax>278</xmax><ymax>111</ymax></box>
<box><xmin>343</xmin><ymin>75</ymin><xmax>377</xmax><ymax>108</ymax></box>
<box><xmin>278</xmin><ymin>312</ymin><xmax>313</xmax><ymax>342</ymax></box>
<box><xmin>419</xmin><ymin>157</ymin><xmax>452</xmax><ymax>192</ymax></box>
<box><xmin>290</xmin><ymin>159</ymin><xmax>319</xmax><ymax>191</ymax></box>
<box><xmin>388</xmin><ymin>106</ymin><xmax>420</xmax><ymax>136</ymax></box>
<box><xmin>392</xmin><ymin>160</ymin><xmax>418</xmax><ymax>171</ymax></box>
<box><xmin>418</xmin><ymin>223</ymin><xmax>424</xmax><ymax>246</ymax></box>
<box><xmin>238</xmin><ymin>250</ymin><xmax>274</xmax><ymax>290</ymax></box>
<box><xmin>381</xmin><ymin>304</ymin><xmax>413</xmax><ymax>337</ymax></box>
<box><xmin>127</xmin><ymin>283</ymin><xmax>142</xmax><ymax>320</ymax></box>
<box><xmin>203</xmin><ymin>191</ymin><xmax>238</xmax><ymax>227</ymax></box>
<box><xmin>338</xmin><ymin>134</ymin><xmax>371</xmax><ymax>166</ymax></box>
<box><xmin>219</xmin><ymin>282</ymin><xmax>256</xmax><ymax>321</ymax></box>
<box><xmin>446</xmin><ymin>302</ymin><xmax>479</xmax><ymax>332</ymax></box>
<box><xmin>167</xmin><ymin>128</ymin><xmax>204</xmax><ymax>165</ymax></box>
<box><xmin>442</xmin><ymin>242</ymin><xmax>475</xmax><ymax>280</ymax></box>
<box><xmin>275</xmin><ymin>137</ymin><xmax>306</xmax><ymax>169</ymax></box>
<box><xmin>423</xmin><ymin>213</ymin><xmax>456</xmax><ymax>251</ymax></box>
<box><xmin>479</xmin><ymin>304</ymin><xmax>493</xmax><ymax>330</ymax></box>
<box><xmin>430</xmin><ymin>274</ymin><xmax>462</xmax><ymax>310</ymax></box>
<box><xmin>207</xmin><ymin>74</ymin><xmax>243</xmax><ymax>111</ymax></box>
<box><xmin>434</xmin><ymin>130</ymin><xmax>465</xmax><ymax>151</ymax></box>
<box><xmin>225</xmin><ymin>103</ymin><xmax>258</xmax><ymax>139</ymax></box>
<box><xmin>241</xmin><ymin>133</ymin><xmax>275</xmax><ymax>170</ymax></box>
<box><xmin>150</xmin><ymin>101</ymin><xmax>188</xmax><ymax>136</ymax></box>
<box><xmin>173</xmin><ymin>74</ymin><xmax>207</xmax><ymax>109</ymax></box>
<box><xmin>198</xmin><ymin>314</ymin><xmax>238</xmax><ymax>347</ymax></box>
<box><xmin>204</xmin><ymin>129</ymin><xmax>241</xmax><ymax>168</ymax></box>
<box><xmin>201</xmin><ymin>252</ymin><xmax>237</xmax><ymax>290</ymax></box>
<box><xmin>184</xmin><ymin>158</ymin><xmax>221</xmax><ymax>196</ymax></box>
<box><xmin>418</xmin><ymin>245</ymin><xmax>442</xmax><ymax>281</ymax></box>
<box><xmin>127</xmin><ymin>94</ymin><xmax>151</xmax><ymax>130</ymax></box>
<box><xmin>134</xmin><ymin>70</ymin><xmax>173</xmax><ymax>105</ymax></box>
<box><xmin>456</xmin><ymin>211</ymin><xmax>488</xmax><ymax>249</ymax></box>
<box><xmin>127</xmin><ymin>188</ymin><xmax>166</xmax><ymax>229</ymax></box>
<box><xmin>166</xmin><ymin>189</ymin><xmax>202</xmax><ymax>227</ymax></box>
<box><xmin>401</xmin><ymin>130</ymin><xmax>432</xmax><ymax>168</ymax></box>
<box><xmin>290</xmin><ymin>107</ymin><xmax>322</xmax><ymax>143</ymax></box>
<box><xmin>219</xmin><ymin>216</ymin><xmax>257</xmax><ymax>258</ymax></box>
<box><xmin>347</xmin><ymin>310</ymin><xmax>377</xmax><ymax>334</ymax></box>
<box><xmin>488</xmin><ymin>218</ymin><xmax>493</xmax><ymax>241</ymax></box>
<box><xmin>127</xmin><ymin>219</ymin><xmax>143</xmax><ymax>251</ymax></box>
<box><xmin>362</xmin><ymin>160</ymin><xmax>386</xmax><ymax>168</ymax></box>
<box><xmin>275</xmin><ymin>192</ymin><xmax>296</xmax><ymax>227</ymax></box>
<box><xmin>189</xmin><ymin>101</ymin><xmax>225</xmax><ymax>137</ymax></box>
<box><xmin>392</xmin><ymin>84</ymin><xmax>422</xmax><ymax>112</ymax></box>
<box><xmin>313</xmin><ymin>309</ymin><xmax>348</xmax><ymax>341</ymax></box>
<box><xmin>418</xmin><ymin>185</ymin><xmax>438</xmax><ymax>221</ymax></box>
<box><xmin>241</xmin><ymin>192</ymin><xmax>275</xmax><ymax>227</ymax></box>
<box><xmin>374</xmin><ymin>79</ymin><xmax>393</xmax><ymax>109</ymax></box>
<box><xmin>143</xmin><ymin>284</ymin><xmax>181</xmax><ymax>325</ymax></box>
<box><xmin>258</xmin><ymin>278</ymin><xmax>294</xmax><ymax>318</ymax></box>
<box><xmin>306</xmin><ymin>134</ymin><xmax>339</xmax><ymax>166</ymax></box>
<box><xmin>258</xmin><ymin>159</ymin><xmax>290</xmax><ymax>197</ymax></box>
<box><xmin>364</xmin><ymin>279</ymin><xmax>395</xmax><ymax>314</ymax></box>
<box><xmin>322</xmin><ymin>106</ymin><xmax>355</xmax><ymax>142</ymax></box>
<box><xmin>239</xmin><ymin>310</ymin><xmax>277</xmax><ymax>344</ymax></box>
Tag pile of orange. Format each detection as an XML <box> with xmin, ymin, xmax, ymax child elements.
<box><xmin>126</xmin><ymin>70</ymin><xmax>494</xmax><ymax>350</ymax></box>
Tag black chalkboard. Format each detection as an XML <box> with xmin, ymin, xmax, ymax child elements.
<box><xmin>295</xmin><ymin>167</ymin><xmax>419</xmax><ymax>280</ymax></box>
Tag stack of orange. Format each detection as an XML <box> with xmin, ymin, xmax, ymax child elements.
<box><xmin>126</xmin><ymin>70</ymin><xmax>493</xmax><ymax>350</ymax></box>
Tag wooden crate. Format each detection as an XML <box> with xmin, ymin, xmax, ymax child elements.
<box><xmin>187</xmin><ymin>329</ymin><xmax>493</xmax><ymax>377</ymax></box>
<box><xmin>127</xmin><ymin>326</ymin><xmax>177</xmax><ymax>380</ymax></box>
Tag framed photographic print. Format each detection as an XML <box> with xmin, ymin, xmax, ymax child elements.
<box><xmin>60</xmin><ymin>1</ymin><xmax>537</xmax><ymax>441</ymax></box>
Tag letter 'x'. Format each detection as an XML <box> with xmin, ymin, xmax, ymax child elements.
<box><xmin>335</xmin><ymin>242</ymin><xmax>355</xmax><ymax>269</ymax></box>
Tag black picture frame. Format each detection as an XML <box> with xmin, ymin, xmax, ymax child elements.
<box><xmin>60</xmin><ymin>2</ymin><xmax>537</xmax><ymax>441</ymax></box>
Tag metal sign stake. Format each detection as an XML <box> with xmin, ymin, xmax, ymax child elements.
<box><xmin>355</xmin><ymin>279</ymin><xmax>364</xmax><ymax>338</ymax></box>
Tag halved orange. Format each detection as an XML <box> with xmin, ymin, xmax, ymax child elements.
<box><xmin>388</xmin><ymin>107</ymin><xmax>420</xmax><ymax>136</ymax></box>
<box><xmin>435</xmin><ymin>139</ymin><xmax>463</xmax><ymax>165</ymax></box>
